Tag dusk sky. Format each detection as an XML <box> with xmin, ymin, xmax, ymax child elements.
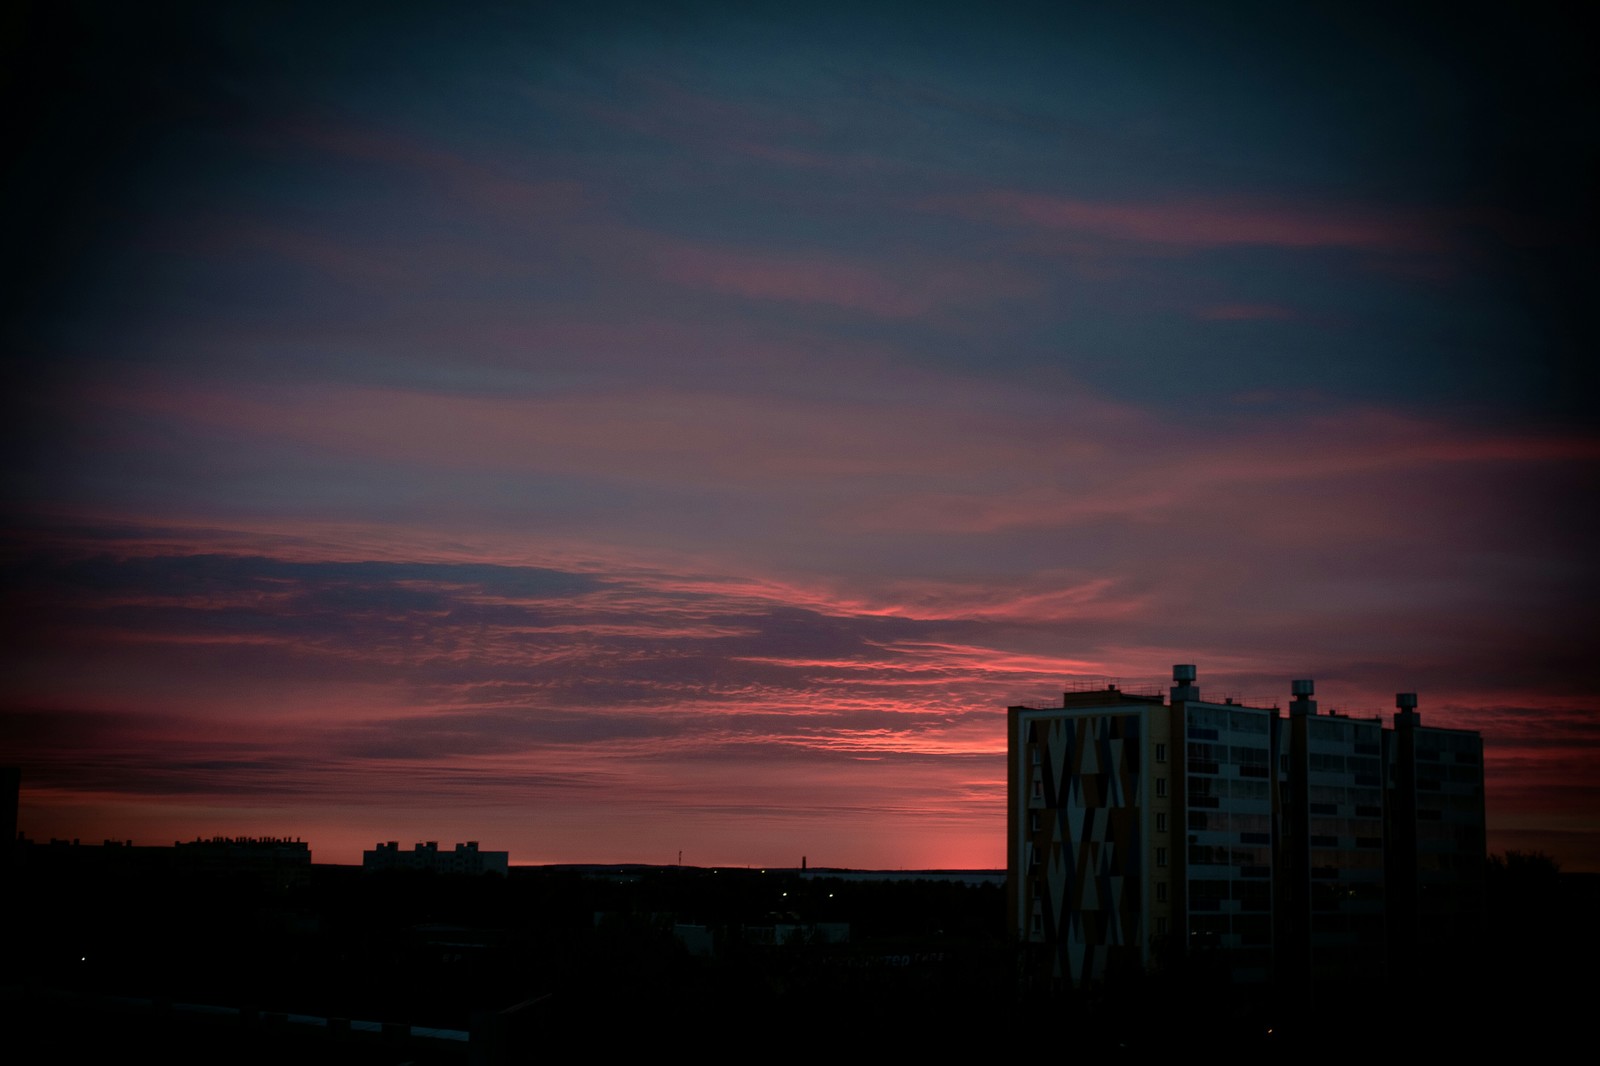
<box><xmin>4</xmin><ymin>1</ymin><xmax>1595</xmax><ymax>869</ymax></box>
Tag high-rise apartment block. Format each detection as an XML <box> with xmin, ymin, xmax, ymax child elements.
<box><xmin>1007</xmin><ymin>665</ymin><xmax>1485</xmax><ymax>986</ymax></box>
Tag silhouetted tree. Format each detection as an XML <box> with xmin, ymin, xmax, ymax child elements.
<box><xmin>1487</xmin><ymin>848</ymin><xmax>1560</xmax><ymax>882</ymax></box>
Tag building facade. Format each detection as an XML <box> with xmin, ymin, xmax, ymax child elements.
<box><xmin>1008</xmin><ymin>665</ymin><xmax>1485</xmax><ymax>987</ymax></box>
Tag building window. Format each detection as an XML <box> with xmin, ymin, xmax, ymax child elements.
<box><xmin>1156</xmin><ymin>917</ymin><xmax>1168</xmax><ymax>935</ymax></box>
<box><xmin>1156</xmin><ymin>846</ymin><xmax>1168</xmax><ymax>867</ymax></box>
<box><xmin>1156</xmin><ymin>882</ymin><xmax>1168</xmax><ymax>903</ymax></box>
<box><xmin>1029</xmin><ymin>811</ymin><xmax>1040</xmax><ymax>833</ymax></box>
<box><xmin>1155</xmin><ymin>742</ymin><xmax>1167</xmax><ymax>763</ymax></box>
<box><xmin>1156</xmin><ymin>812</ymin><xmax>1167</xmax><ymax>833</ymax></box>
<box><xmin>1155</xmin><ymin>777</ymin><xmax>1167</xmax><ymax>798</ymax></box>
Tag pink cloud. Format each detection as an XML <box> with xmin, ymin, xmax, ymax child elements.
<box><xmin>27</xmin><ymin>358</ymin><xmax>1600</xmax><ymax>872</ymax></box>
<box><xmin>213</xmin><ymin>119</ymin><xmax>1034</xmax><ymax>321</ymax></box>
<box><xmin>927</xmin><ymin>189</ymin><xmax>1449</xmax><ymax>254</ymax></box>
<box><xmin>8</xmin><ymin>509</ymin><xmax>1597</xmax><ymax>868</ymax></box>
<box><xmin>652</xmin><ymin>244</ymin><xmax>937</xmax><ymax>317</ymax></box>
<box><xmin>646</xmin><ymin>239</ymin><xmax>1039</xmax><ymax>317</ymax></box>
<box><xmin>230</xmin><ymin>118</ymin><xmax>1055</xmax><ymax>323</ymax></box>
<box><xmin>837</xmin><ymin>409</ymin><xmax>1600</xmax><ymax>535</ymax></box>
<box><xmin>80</xmin><ymin>372</ymin><xmax>1092</xmax><ymax>490</ymax></box>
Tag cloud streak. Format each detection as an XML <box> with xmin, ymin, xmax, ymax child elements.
<box><xmin>929</xmin><ymin>190</ymin><xmax>1450</xmax><ymax>254</ymax></box>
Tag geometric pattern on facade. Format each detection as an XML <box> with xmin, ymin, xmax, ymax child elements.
<box><xmin>1026</xmin><ymin>712</ymin><xmax>1143</xmax><ymax>984</ymax></box>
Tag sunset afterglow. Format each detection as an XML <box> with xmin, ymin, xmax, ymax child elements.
<box><xmin>5</xmin><ymin>3</ymin><xmax>1594</xmax><ymax>869</ymax></box>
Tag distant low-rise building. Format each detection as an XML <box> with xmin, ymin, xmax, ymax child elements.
<box><xmin>363</xmin><ymin>840</ymin><xmax>508</xmax><ymax>875</ymax></box>
<box><xmin>13</xmin><ymin>834</ymin><xmax>311</xmax><ymax>888</ymax></box>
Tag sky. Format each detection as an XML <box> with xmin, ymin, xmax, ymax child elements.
<box><xmin>3</xmin><ymin>1</ymin><xmax>1596</xmax><ymax>869</ymax></box>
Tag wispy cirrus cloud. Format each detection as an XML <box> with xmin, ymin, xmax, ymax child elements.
<box><xmin>2</xmin><ymin>531</ymin><xmax>1058</xmax><ymax>863</ymax></box>
<box><xmin>924</xmin><ymin>189</ymin><xmax>1450</xmax><ymax>254</ymax></box>
<box><xmin>646</xmin><ymin>240</ymin><xmax>1038</xmax><ymax>317</ymax></box>
<box><xmin>87</xmin><ymin>364</ymin><xmax>1598</xmax><ymax>506</ymax></box>
<box><xmin>5</xmin><ymin>511</ymin><xmax>1594</xmax><ymax>866</ymax></box>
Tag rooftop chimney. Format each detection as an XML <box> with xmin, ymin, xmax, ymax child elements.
<box><xmin>1395</xmin><ymin>692</ymin><xmax>1420</xmax><ymax>728</ymax></box>
<box><xmin>1289</xmin><ymin>679</ymin><xmax>1317</xmax><ymax>717</ymax></box>
<box><xmin>1170</xmin><ymin>664</ymin><xmax>1200</xmax><ymax>704</ymax></box>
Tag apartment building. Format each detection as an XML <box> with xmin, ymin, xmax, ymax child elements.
<box><xmin>1008</xmin><ymin>665</ymin><xmax>1484</xmax><ymax>987</ymax></box>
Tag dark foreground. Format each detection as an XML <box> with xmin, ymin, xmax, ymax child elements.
<box><xmin>4</xmin><ymin>861</ymin><xmax>1592</xmax><ymax>1061</ymax></box>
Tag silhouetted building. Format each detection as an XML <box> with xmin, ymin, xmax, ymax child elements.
<box><xmin>1385</xmin><ymin>694</ymin><xmax>1487</xmax><ymax>973</ymax></box>
<box><xmin>1007</xmin><ymin>665</ymin><xmax>1485</xmax><ymax>987</ymax></box>
<box><xmin>1276</xmin><ymin>682</ymin><xmax>1388</xmax><ymax>983</ymax></box>
<box><xmin>13</xmin><ymin>834</ymin><xmax>310</xmax><ymax>887</ymax></box>
<box><xmin>363</xmin><ymin>840</ymin><xmax>509</xmax><ymax>875</ymax></box>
